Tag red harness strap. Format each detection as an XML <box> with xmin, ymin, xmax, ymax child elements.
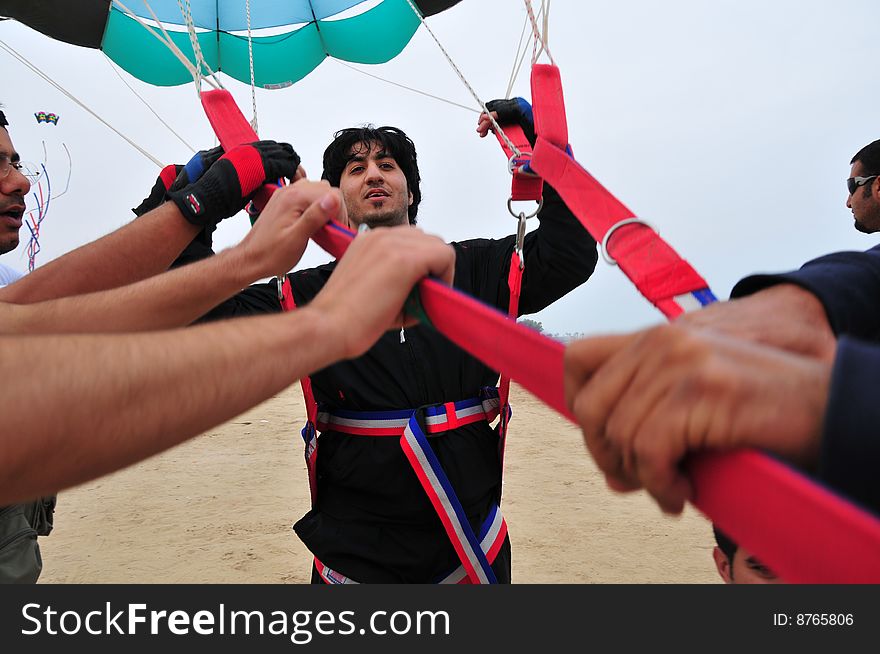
<box><xmin>528</xmin><ymin>64</ymin><xmax>712</xmax><ymax>319</ymax></box>
<box><xmin>279</xmin><ymin>279</ymin><xmax>320</xmax><ymax>506</ymax></box>
<box><xmin>200</xmin><ymin>88</ymin><xmax>880</xmax><ymax>583</ymax></box>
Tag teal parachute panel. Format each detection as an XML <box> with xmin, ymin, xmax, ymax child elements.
<box><xmin>0</xmin><ymin>0</ymin><xmax>462</xmax><ymax>88</ymax></box>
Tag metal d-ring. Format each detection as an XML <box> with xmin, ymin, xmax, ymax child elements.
<box><xmin>601</xmin><ymin>217</ymin><xmax>657</xmax><ymax>266</ymax></box>
<box><xmin>507</xmin><ymin>196</ymin><xmax>543</xmax><ymax>220</ymax></box>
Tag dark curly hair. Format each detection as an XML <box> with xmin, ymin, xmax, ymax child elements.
<box><xmin>321</xmin><ymin>125</ymin><xmax>421</xmax><ymax>225</ymax></box>
<box><xmin>852</xmin><ymin>139</ymin><xmax>880</xmax><ymax>176</ymax></box>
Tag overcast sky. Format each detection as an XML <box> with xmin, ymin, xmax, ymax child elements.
<box><xmin>1</xmin><ymin>0</ymin><xmax>878</xmax><ymax>336</ymax></box>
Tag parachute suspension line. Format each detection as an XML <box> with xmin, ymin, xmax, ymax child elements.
<box><xmin>524</xmin><ymin>0</ymin><xmax>554</xmax><ymax>65</ymax></box>
<box><xmin>245</xmin><ymin>0</ymin><xmax>259</xmax><ymax>135</ymax></box>
<box><xmin>102</xmin><ymin>53</ymin><xmax>197</xmax><ymax>153</ymax></box>
<box><xmin>401</xmin><ymin>0</ymin><xmax>522</xmax><ymax>158</ymax></box>
<box><xmin>0</xmin><ymin>38</ymin><xmax>164</xmax><ymax>167</ymax></box>
<box><xmin>333</xmin><ymin>60</ymin><xmax>478</xmax><ymax>114</ymax></box>
<box><xmin>112</xmin><ymin>1</ymin><xmax>206</xmax><ymax>92</ymax></box>
<box><xmin>171</xmin><ymin>0</ymin><xmax>225</xmax><ymax>92</ymax></box>
<box><xmin>505</xmin><ymin>11</ymin><xmax>532</xmax><ymax>99</ymax></box>
<box><xmin>173</xmin><ymin>0</ymin><xmax>202</xmax><ymax>89</ymax></box>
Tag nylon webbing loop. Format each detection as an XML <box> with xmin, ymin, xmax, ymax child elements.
<box><xmin>202</xmin><ymin>86</ymin><xmax>880</xmax><ymax>583</ymax></box>
<box><xmin>493</xmin><ymin>124</ymin><xmax>543</xmax><ymax>201</ymax></box>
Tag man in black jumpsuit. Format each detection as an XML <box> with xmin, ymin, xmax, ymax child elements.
<box><xmin>189</xmin><ymin>113</ymin><xmax>598</xmax><ymax>582</ymax></box>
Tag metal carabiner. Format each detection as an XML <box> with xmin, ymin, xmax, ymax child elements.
<box><xmin>515</xmin><ymin>211</ymin><xmax>528</xmax><ymax>269</ymax></box>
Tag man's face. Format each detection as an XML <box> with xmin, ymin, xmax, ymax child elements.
<box><xmin>338</xmin><ymin>141</ymin><xmax>413</xmax><ymax>229</ymax></box>
<box><xmin>846</xmin><ymin>160</ymin><xmax>880</xmax><ymax>234</ymax></box>
<box><xmin>713</xmin><ymin>546</ymin><xmax>781</xmax><ymax>584</ymax></box>
<box><xmin>0</xmin><ymin>127</ymin><xmax>30</xmax><ymax>255</ymax></box>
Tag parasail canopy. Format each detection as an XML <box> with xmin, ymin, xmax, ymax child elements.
<box><xmin>0</xmin><ymin>0</ymin><xmax>462</xmax><ymax>88</ymax></box>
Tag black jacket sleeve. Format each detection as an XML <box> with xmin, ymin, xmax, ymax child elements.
<box><xmin>194</xmin><ymin>280</ymin><xmax>281</xmax><ymax>322</ymax></box>
<box><xmin>455</xmin><ymin>184</ymin><xmax>598</xmax><ymax>314</ymax></box>
<box><xmin>819</xmin><ymin>336</ymin><xmax>880</xmax><ymax>515</ymax></box>
<box><xmin>730</xmin><ymin>244</ymin><xmax>880</xmax><ymax>340</ymax></box>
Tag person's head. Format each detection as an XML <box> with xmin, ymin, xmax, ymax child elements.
<box><xmin>712</xmin><ymin>526</ymin><xmax>781</xmax><ymax>584</ymax></box>
<box><xmin>0</xmin><ymin>107</ymin><xmax>32</xmax><ymax>254</ymax></box>
<box><xmin>847</xmin><ymin>140</ymin><xmax>880</xmax><ymax>234</ymax></box>
<box><xmin>321</xmin><ymin>125</ymin><xmax>421</xmax><ymax>228</ymax></box>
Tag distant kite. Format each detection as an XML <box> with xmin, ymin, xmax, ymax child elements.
<box><xmin>34</xmin><ymin>112</ymin><xmax>59</xmax><ymax>125</ymax></box>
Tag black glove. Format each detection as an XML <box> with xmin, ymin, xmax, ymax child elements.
<box><xmin>168</xmin><ymin>140</ymin><xmax>300</xmax><ymax>227</ymax></box>
<box><xmin>132</xmin><ymin>164</ymin><xmax>182</xmax><ymax>217</ymax></box>
<box><xmin>131</xmin><ymin>146</ymin><xmax>224</xmax><ymax>217</ymax></box>
<box><xmin>169</xmin><ymin>146</ymin><xmax>224</xmax><ymax>193</ymax></box>
<box><xmin>485</xmin><ymin>97</ymin><xmax>536</xmax><ymax>147</ymax></box>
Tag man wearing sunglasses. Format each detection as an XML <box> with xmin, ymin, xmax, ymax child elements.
<box><xmin>846</xmin><ymin>139</ymin><xmax>880</xmax><ymax>234</ymax></box>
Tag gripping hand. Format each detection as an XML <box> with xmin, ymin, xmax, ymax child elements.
<box><xmin>485</xmin><ymin>97</ymin><xmax>536</xmax><ymax>146</ymax></box>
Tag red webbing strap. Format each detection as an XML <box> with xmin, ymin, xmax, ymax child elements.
<box><xmin>493</xmin><ymin>124</ymin><xmax>543</xmax><ymax>201</ymax></box>
<box><xmin>497</xmin><ymin>251</ymin><xmax>523</xmax><ymax>471</ymax></box>
<box><xmin>279</xmin><ymin>278</ymin><xmax>318</xmax><ymax>425</ymax></box>
<box><xmin>530</xmin><ymin>64</ymin><xmax>569</xmax><ymax>148</ymax></box>
<box><xmin>531</xmin><ymin>139</ymin><xmax>706</xmax><ymax>319</ymax></box>
<box><xmin>528</xmin><ymin>66</ymin><xmax>708</xmax><ymax>320</ymax></box>
<box><xmin>279</xmin><ymin>278</ymin><xmax>320</xmax><ymax>506</ymax></box>
<box><xmin>201</xmin><ymin>91</ymin><xmax>275</xmax><ymax>211</ymax></box>
<box><xmin>202</xmin><ymin>87</ymin><xmax>880</xmax><ymax>582</ymax></box>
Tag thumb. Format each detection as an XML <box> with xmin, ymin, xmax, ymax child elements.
<box><xmin>292</xmin><ymin>190</ymin><xmax>339</xmax><ymax>239</ymax></box>
<box><xmin>563</xmin><ymin>333</ymin><xmax>635</xmax><ymax>410</ymax></box>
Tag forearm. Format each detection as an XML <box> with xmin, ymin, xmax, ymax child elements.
<box><xmin>0</xmin><ymin>307</ymin><xmax>343</xmax><ymax>504</ymax></box>
<box><xmin>0</xmin><ymin>246</ymin><xmax>260</xmax><ymax>334</ymax></box>
<box><xmin>0</xmin><ymin>203</ymin><xmax>200</xmax><ymax>304</ymax></box>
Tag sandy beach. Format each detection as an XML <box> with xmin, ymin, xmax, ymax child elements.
<box><xmin>39</xmin><ymin>383</ymin><xmax>718</xmax><ymax>584</ymax></box>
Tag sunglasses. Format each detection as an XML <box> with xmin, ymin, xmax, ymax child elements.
<box><xmin>847</xmin><ymin>175</ymin><xmax>878</xmax><ymax>195</ymax></box>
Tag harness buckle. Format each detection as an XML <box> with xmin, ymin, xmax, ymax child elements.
<box><xmin>276</xmin><ymin>274</ymin><xmax>286</xmax><ymax>301</ymax></box>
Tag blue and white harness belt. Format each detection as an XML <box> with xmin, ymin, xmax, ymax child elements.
<box><xmin>306</xmin><ymin>387</ymin><xmax>510</xmax><ymax>585</ymax></box>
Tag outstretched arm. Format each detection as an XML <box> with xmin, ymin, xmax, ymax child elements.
<box><xmin>0</xmin><ymin>141</ymin><xmax>301</xmax><ymax>304</ymax></box>
<box><xmin>0</xmin><ymin>202</ymin><xmax>199</xmax><ymax>303</ymax></box>
<box><xmin>0</xmin><ymin>183</ymin><xmax>337</xmax><ymax>334</ymax></box>
<box><xmin>0</xmin><ymin>224</ymin><xmax>455</xmax><ymax>505</ymax></box>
